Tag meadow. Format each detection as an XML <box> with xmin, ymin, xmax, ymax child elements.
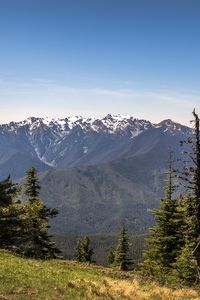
<box><xmin>0</xmin><ymin>251</ymin><xmax>199</xmax><ymax>300</ymax></box>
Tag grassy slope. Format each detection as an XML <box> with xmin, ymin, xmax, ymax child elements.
<box><xmin>0</xmin><ymin>252</ymin><xmax>199</xmax><ymax>300</ymax></box>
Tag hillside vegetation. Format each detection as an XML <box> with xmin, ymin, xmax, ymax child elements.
<box><xmin>0</xmin><ymin>252</ymin><xmax>199</xmax><ymax>300</ymax></box>
<box><xmin>54</xmin><ymin>232</ymin><xmax>146</xmax><ymax>265</ymax></box>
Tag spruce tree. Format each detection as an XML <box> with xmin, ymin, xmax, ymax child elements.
<box><xmin>0</xmin><ymin>176</ymin><xmax>21</xmax><ymax>250</ymax></box>
<box><xmin>24</xmin><ymin>167</ymin><xmax>40</xmax><ymax>202</ymax></box>
<box><xmin>22</xmin><ymin>167</ymin><xmax>61</xmax><ymax>259</ymax></box>
<box><xmin>178</xmin><ymin>110</ymin><xmax>200</xmax><ymax>281</ymax></box>
<box><xmin>115</xmin><ymin>223</ymin><xmax>130</xmax><ymax>271</ymax></box>
<box><xmin>0</xmin><ymin>176</ymin><xmax>18</xmax><ymax>207</ymax></box>
<box><xmin>192</xmin><ymin>110</ymin><xmax>200</xmax><ymax>238</ymax></box>
<box><xmin>142</xmin><ymin>151</ymin><xmax>182</xmax><ymax>279</ymax></box>
<box><xmin>107</xmin><ymin>247</ymin><xmax>115</xmax><ymax>265</ymax></box>
<box><xmin>75</xmin><ymin>236</ymin><xmax>93</xmax><ymax>263</ymax></box>
<box><xmin>171</xmin><ymin>195</ymin><xmax>197</xmax><ymax>285</ymax></box>
<box><xmin>75</xmin><ymin>238</ymin><xmax>83</xmax><ymax>262</ymax></box>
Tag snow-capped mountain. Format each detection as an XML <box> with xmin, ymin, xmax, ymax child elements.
<box><xmin>1</xmin><ymin>114</ymin><xmax>152</xmax><ymax>135</ymax></box>
<box><xmin>0</xmin><ymin>114</ymin><xmax>191</xmax><ymax>179</ymax></box>
<box><xmin>0</xmin><ymin>114</ymin><xmax>192</xmax><ymax>233</ymax></box>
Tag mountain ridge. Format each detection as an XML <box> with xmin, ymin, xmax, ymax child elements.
<box><xmin>0</xmin><ymin>114</ymin><xmax>191</xmax><ymax>234</ymax></box>
<box><xmin>0</xmin><ymin>114</ymin><xmax>190</xmax><ymax>173</ymax></box>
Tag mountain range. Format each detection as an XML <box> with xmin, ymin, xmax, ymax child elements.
<box><xmin>0</xmin><ymin>114</ymin><xmax>191</xmax><ymax>234</ymax></box>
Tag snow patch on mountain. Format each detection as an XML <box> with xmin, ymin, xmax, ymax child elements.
<box><xmin>0</xmin><ymin>115</ymin><xmax>189</xmax><ymax>168</ymax></box>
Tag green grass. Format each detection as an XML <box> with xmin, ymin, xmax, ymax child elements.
<box><xmin>0</xmin><ymin>251</ymin><xmax>199</xmax><ymax>300</ymax></box>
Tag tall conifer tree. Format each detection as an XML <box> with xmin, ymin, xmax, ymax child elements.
<box><xmin>172</xmin><ymin>195</ymin><xmax>197</xmax><ymax>285</ymax></box>
<box><xmin>115</xmin><ymin>223</ymin><xmax>130</xmax><ymax>271</ymax></box>
<box><xmin>22</xmin><ymin>167</ymin><xmax>61</xmax><ymax>259</ymax></box>
<box><xmin>24</xmin><ymin>167</ymin><xmax>40</xmax><ymax>202</ymax></box>
<box><xmin>107</xmin><ymin>247</ymin><xmax>115</xmax><ymax>265</ymax></box>
<box><xmin>75</xmin><ymin>236</ymin><xmax>93</xmax><ymax>263</ymax></box>
<box><xmin>0</xmin><ymin>176</ymin><xmax>21</xmax><ymax>250</ymax></box>
<box><xmin>142</xmin><ymin>151</ymin><xmax>182</xmax><ymax>279</ymax></box>
<box><xmin>178</xmin><ymin>110</ymin><xmax>200</xmax><ymax>281</ymax></box>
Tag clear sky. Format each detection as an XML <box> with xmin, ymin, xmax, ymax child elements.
<box><xmin>0</xmin><ymin>0</ymin><xmax>200</xmax><ymax>125</ymax></box>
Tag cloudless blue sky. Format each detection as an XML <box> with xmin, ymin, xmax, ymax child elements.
<box><xmin>0</xmin><ymin>0</ymin><xmax>200</xmax><ymax>124</ymax></box>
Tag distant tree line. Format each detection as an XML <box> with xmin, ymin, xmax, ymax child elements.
<box><xmin>75</xmin><ymin>223</ymin><xmax>132</xmax><ymax>271</ymax></box>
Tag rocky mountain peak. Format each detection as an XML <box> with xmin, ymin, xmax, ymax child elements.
<box><xmin>0</xmin><ymin>115</ymin><xmax>190</xmax><ymax>176</ymax></box>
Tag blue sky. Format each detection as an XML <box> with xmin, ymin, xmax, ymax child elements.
<box><xmin>0</xmin><ymin>0</ymin><xmax>200</xmax><ymax>125</ymax></box>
